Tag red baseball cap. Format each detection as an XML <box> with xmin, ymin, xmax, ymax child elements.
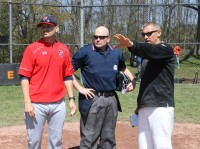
<box><xmin>37</xmin><ymin>15</ymin><xmax>58</xmax><ymax>27</ymax></box>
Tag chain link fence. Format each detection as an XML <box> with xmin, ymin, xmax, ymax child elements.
<box><xmin>0</xmin><ymin>1</ymin><xmax>199</xmax><ymax>84</ymax></box>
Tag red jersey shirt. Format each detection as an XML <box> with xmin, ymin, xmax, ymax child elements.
<box><xmin>173</xmin><ymin>46</ymin><xmax>182</xmax><ymax>57</ymax></box>
<box><xmin>18</xmin><ymin>39</ymin><xmax>74</xmax><ymax>103</ymax></box>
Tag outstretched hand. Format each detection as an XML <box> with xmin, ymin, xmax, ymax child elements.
<box><xmin>114</xmin><ymin>34</ymin><xmax>133</xmax><ymax>48</ymax></box>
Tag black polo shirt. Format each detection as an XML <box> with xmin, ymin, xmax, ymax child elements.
<box><xmin>72</xmin><ymin>44</ymin><xmax>126</xmax><ymax>92</ymax></box>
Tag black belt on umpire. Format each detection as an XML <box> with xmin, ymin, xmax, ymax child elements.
<box><xmin>95</xmin><ymin>90</ymin><xmax>115</xmax><ymax>97</ymax></box>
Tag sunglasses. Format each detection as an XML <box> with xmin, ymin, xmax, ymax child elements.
<box><xmin>141</xmin><ymin>30</ymin><xmax>158</xmax><ymax>37</ymax></box>
<box><xmin>93</xmin><ymin>35</ymin><xmax>108</xmax><ymax>40</ymax></box>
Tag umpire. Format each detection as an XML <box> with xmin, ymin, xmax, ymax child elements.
<box><xmin>72</xmin><ymin>26</ymin><xmax>135</xmax><ymax>149</ymax></box>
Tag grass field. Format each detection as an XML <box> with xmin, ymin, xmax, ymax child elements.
<box><xmin>0</xmin><ymin>55</ymin><xmax>199</xmax><ymax>127</ymax></box>
<box><xmin>0</xmin><ymin>79</ymin><xmax>200</xmax><ymax>127</ymax></box>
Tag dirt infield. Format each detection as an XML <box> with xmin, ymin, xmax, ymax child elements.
<box><xmin>0</xmin><ymin>122</ymin><xmax>200</xmax><ymax>149</ymax></box>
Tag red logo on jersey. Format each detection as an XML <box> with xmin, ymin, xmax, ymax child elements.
<box><xmin>42</xmin><ymin>16</ymin><xmax>48</xmax><ymax>21</ymax></box>
<box><xmin>59</xmin><ymin>50</ymin><xmax>64</xmax><ymax>57</ymax></box>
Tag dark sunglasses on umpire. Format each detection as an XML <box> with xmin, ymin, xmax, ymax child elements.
<box><xmin>141</xmin><ymin>30</ymin><xmax>158</xmax><ymax>37</ymax></box>
<box><xmin>93</xmin><ymin>35</ymin><xmax>108</xmax><ymax>40</ymax></box>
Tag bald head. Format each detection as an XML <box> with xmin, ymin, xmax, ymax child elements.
<box><xmin>93</xmin><ymin>26</ymin><xmax>110</xmax><ymax>51</ymax></box>
<box><xmin>94</xmin><ymin>26</ymin><xmax>109</xmax><ymax>36</ymax></box>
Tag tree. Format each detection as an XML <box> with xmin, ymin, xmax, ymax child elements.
<box><xmin>183</xmin><ymin>0</ymin><xmax>200</xmax><ymax>56</ymax></box>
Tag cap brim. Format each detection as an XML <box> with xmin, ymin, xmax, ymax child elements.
<box><xmin>37</xmin><ymin>22</ymin><xmax>56</xmax><ymax>27</ymax></box>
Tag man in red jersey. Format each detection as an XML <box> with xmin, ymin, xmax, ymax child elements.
<box><xmin>173</xmin><ymin>45</ymin><xmax>182</xmax><ymax>68</ymax></box>
<box><xmin>18</xmin><ymin>15</ymin><xmax>76</xmax><ymax>149</ymax></box>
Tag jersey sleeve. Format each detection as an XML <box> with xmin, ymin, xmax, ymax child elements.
<box><xmin>129</xmin><ymin>41</ymin><xmax>174</xmax><ymax>62</ymax></box>
<box><xmin>64</xmin><ymin>46</ymin><xmax>74</xmax><ymax>77</ymax></box>
<box><xmin>18</xmin><ymin>46</ymin><xmax>34</xmax><ymax>78</ymax></box>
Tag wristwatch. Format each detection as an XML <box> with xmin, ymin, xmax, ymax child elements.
<box><xmin>69</xmin><ymin>97</ymin><xmax>75</xmax><ymax>100</ymax></box>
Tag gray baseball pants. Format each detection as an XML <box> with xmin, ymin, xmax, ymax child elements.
<box><xmin>80</xmin><ymin>95</ymin><xmax>118</xmax><ymax>149</ymax></box>
<box><xmin>24</xmin><ymin>98</ymin><xmax>66</xmax><ymax>149</ymax></box>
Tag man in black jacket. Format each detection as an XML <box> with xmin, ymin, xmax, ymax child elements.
<box><xmin>114</xmin><ymin>22</ymin><xmax>175</xmax><ymax>149</ymax></box>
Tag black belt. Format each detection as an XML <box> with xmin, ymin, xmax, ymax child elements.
<box><xmin>95</xmin><ymin>91</ymin><xmax>115</xmax><ymax>97</ymax></box>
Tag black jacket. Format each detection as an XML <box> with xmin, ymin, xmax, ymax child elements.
<box><xmin>129</xmin><ymin>41</ymin><xmax>175</xmax><ymax>109</ymax></box>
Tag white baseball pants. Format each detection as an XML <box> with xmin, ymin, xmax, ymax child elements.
<box><xmin>138</xmin><ymin>106</ymin><xmax>174</xmax><ymax>149</ymax></box>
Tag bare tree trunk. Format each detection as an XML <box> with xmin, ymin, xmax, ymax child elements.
<box><xmin>182</xmin><ymin>0</ymin><xmax>199</xmax><ymax>56</ymax></box>
<box><xmin>100</xmin><ymin>0</ymin><xmax>105</xmax><ymax>25</ymax></box>
<box><xmin>69</xmin><ymin>0</ymin><xmax>81</xmax><ymax>48</ymax></box>
<box><xmin>127</xmin><ymin>0</ymin><xmax>138</xmax><ymax>36</ymax></box>
<box><xmin>151</xmin><ymin>0</ymin><xmax>156</xmax><ymax>21</ymax></box>
<box><xmin>107</xmin><ymin>0</ymin><xmax>114</xmax><ymax>35</ymax></box>
<box><xmin>197</xmin><ymin>0</ymin><xmax>200</xmax><ymax>56</ymax></box>
<box><xmin>84</xmin><ymin>0</ymin><xmax>93</xmax><ymax>41</ymax></box>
